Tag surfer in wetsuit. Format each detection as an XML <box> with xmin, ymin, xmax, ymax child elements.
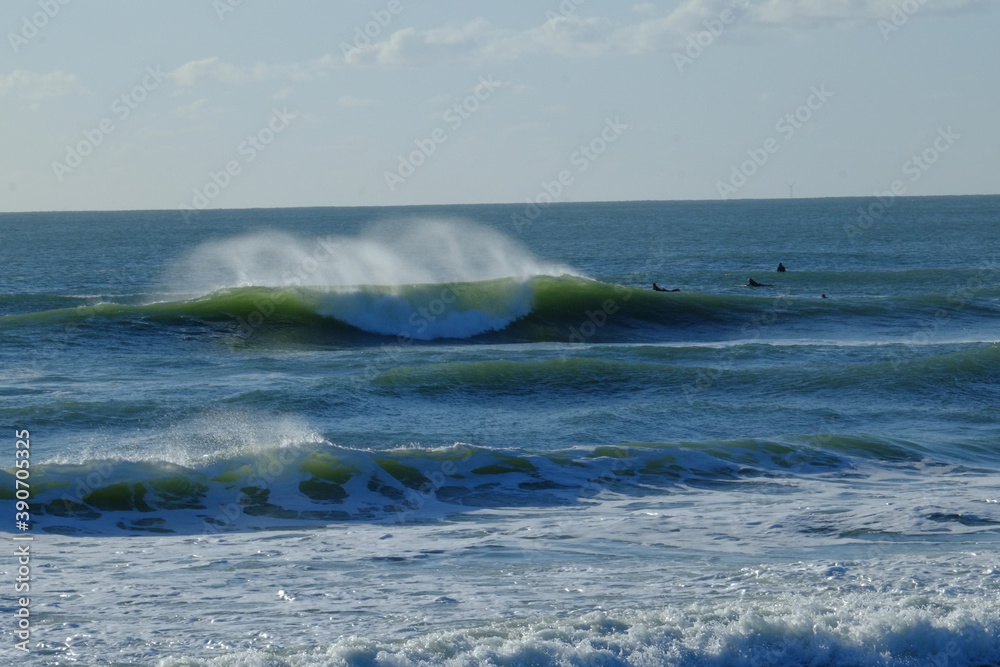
<box><xmin>746</xmin><ymin>277</ymin><xmax>774</xmax><ymax>287</ymax></box>
<box><xmin>777</xmin><ymin>263</ymin><xmax>786</xmax><ymax>272</ymax></box>
<box><xmin>652</xmin><ymin>283</ymin><xmax>680</xmax><ymax>292</ymax></box>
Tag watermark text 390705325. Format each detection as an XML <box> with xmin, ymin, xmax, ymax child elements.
<box><xmin>13</xmin><ymin>428</ymin><xmax>34</xmax><ymax>653</ymax></box>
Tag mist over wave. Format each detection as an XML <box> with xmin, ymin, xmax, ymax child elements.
<box><xmin>157</xmin><ymin>219</ymin><xmax>576</xmax><ymax>339</ymax></box>
<box><xmin>164</xmin><ymin>219</ymin><xmax>575</xmax><ymax>295</ymax></box>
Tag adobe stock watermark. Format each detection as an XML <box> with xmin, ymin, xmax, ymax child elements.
<box><xmin>12</xmin><ymin>428</ymin><xmax>33</xmax><ymax>653</ymax></box>
<box><xmin>511</xmin><ymin>116</ymin><xmax>628</xmax><ymax>232</ymax></box>
<box><xmin>716</xmin><ymin>85</ymin><xmax>833</xmax><ymax>199</ymax></box>
<box><xmin>51</xmin><ymin>66</ymin><xmax>167</xmax><ymax>183</ymax></box>
<box><xmin>383</xmin><ymin>75</ymin><xmax>502</xmax><ymax>193</ymax></box>
<box><xmin>844</xmin><ymin>126</ymin><xmax>959</xmax><ymax>242</ymax></box>
<box><xmin>214</xmin><ymin>0</ymin><xmax>244</xmax><ymax>21</ymax></box>
<box><xmin>877</xmin><ymin>0</ymin><xmax>930</xmax><ymax>41</ymax></box>
<box><xmin>340</xmin><ymin>0</ymin><xmax>414</xmax><ymax>61</ymax></box>
<box><xmin>179</xmin><ymin>107</ymin><xmax>296</xmax><ymax>222</ymax></box>
<box><xmin>546</xmin><ymin>0</ymin><xmax>586</xmax><ymax>21</ymax></box>
<box><xmin>8</xmin><ymin>0</ymin><xmax>71</xmax><ymax>54</ymax></box>
<box><xmin>673</xmin><ymin>0</ymin><xmax>749</xmax><ymax>73</ymax></box>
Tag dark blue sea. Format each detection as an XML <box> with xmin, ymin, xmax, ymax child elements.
<box><xmin>2</xmin><ymin>197</ymin><xmax>999</xmax><ymax>665</ymax></box>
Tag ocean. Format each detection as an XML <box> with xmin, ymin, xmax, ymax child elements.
<box><xmin>2</xmin><ymin>196</ymin><xmax>999</xmax><ymax>666</ymax></box>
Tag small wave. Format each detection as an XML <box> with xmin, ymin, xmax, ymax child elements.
<box><xmin>1</xmin><ymin>435</ymin><xmax>942</xmax><ymax>535</ymax></box>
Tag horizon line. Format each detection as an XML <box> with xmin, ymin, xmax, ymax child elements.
<box><xmin>1</xmin><ymin>192</ymin><xmax>997</xmax><ymax>216</ymax></box>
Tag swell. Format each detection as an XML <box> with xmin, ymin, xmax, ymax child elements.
<box><xmin>370</xmin><ymin>342</ymin><xmax>1000</xmax><ymax>399</ymax></box>
<box><xmin>1</xmin><ymin>275</ymin><xmax>996</xmax><ymax>344</ymax></box>
<box><xmin>1</xmin><ymin>435</ymin><xmax>940</xmax><ymax>535</ymax></box>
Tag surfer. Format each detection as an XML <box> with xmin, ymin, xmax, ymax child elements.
<box><xmin>746</xmin><ymin>277</ymin><xmax>774</xmax><ymax>287</ymax></box>
<box><xmin>777</xmin><ymin>263</ymin><xmax>786</xmax><ymax>272</ymax></box>
<box><xmin>652</xmin><ymin>283</ymin><xmax>680</xmax><ymax>292</ymax></box>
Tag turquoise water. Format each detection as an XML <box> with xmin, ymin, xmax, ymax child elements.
<box><xmin>2</xmin><ymin>197</ymin><xmax>999</xmax><ymax>665</ymax></box>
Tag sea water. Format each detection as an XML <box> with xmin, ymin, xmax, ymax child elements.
<box><xmin>1</xmin><ymin>197</ymin><xmax>999</xmax><ymax>666</ymax></box>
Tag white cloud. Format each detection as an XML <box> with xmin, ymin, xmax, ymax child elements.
<box><xmin>611</xmin><ymin>0</ymin><xmax>992</xmax><ymax>52</ymax></box>
<box><xmin>169</xmin><ymin>56</ymin><xmax>333</xmax><ymax>87</ymax></box>
<box><xmin>0</xmin><ymin>70</ymin><xmax>85</xmax><ymax>101</ymax></box>
<box><xmin>165</xmin><ymin>0</ymin><xmax>993</xmax><ymax>82</ymax></box>
<box><xmin>750</xmin><ymin>0</ymin><xmax>988</xmax><ymax>23</ymax></box>
<box><xmin>345</xmin><ymin>18</ymin><xmax>493</xmax><ymax>65</ymax></box>
<box><xmin>170</xmin><ymin>57</ymin><xmax>249</xmax><ymax>86</ymax></box>
<box><xmin>173</xmin><ymin>98</ymin><xmax>210</xmax><ymax>120</ymax></box>
<box><xmin>343</xmin><ymin>15</ymin><xmax>617</xmax><ymax>65</ymax></box>
<box><xmin>521</xmin><ymin>15</ymin><xmax>616</xmax><ymax>58</ymax></box>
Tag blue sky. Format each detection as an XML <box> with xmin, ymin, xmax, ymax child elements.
<box><xmin>1</xmin><ymin>0</ymin><xmax>996</xmax><ymax>212</ymax></box>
